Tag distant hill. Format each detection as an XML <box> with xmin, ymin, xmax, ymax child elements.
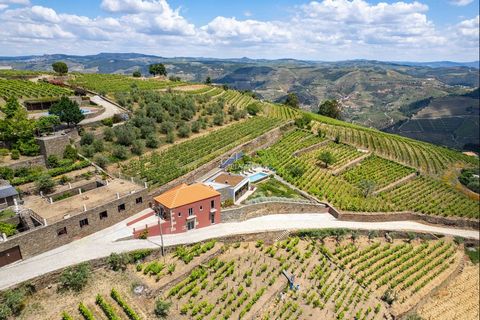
<box><xmin>384</xmin><ymin>88</ymin><xmax>480</xmax><ymax>151</ymax></box>
<box><xmin>1</xmin><ymin>53</ymin><xmax>479</xmax><ymax>150</ymax></box>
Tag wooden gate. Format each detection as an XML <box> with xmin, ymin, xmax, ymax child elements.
<box><xmin>0</xmin><ymin>246</ymin><xmax>22</xmax><ymax>268</ymax></box>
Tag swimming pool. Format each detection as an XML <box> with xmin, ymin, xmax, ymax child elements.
<box><xmin>249</xmin><ymin>172</ymin><xmax>269</xmax><ymax>183</ymax></box>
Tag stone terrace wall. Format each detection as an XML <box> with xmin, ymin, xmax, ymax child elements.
<box><xmin>0</xmin><ymin>156</ymin><xmax>45</xmax><ymax>170</ymax></box>
<box><xmin>0</xmin><ymin>188</ymin><xmax>149</xmax><ymax>260</ymax></box>
<box><xmin>149</xmin><ymin>122</ymin><xmax>293</xmax><ymax>198</ymax></box>
<box><xmin>333</xmin><ymin>210</ymin><xmax>479</xmax><ymax>230</ymax></box>
<box><xmin>222</xmin><ymin>201</ymin><xmax>329</xmax><ymax>223</ymax></box>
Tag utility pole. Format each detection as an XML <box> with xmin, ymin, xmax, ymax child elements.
<box><xmin>153</xmin><ymin>204</ymin><xmax>165</xmax><ymax>259</ymax></box>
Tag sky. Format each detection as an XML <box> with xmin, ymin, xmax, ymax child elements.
<box><xmin>0</xmin><ymin>0</ymin><xmax>478</xmax><ymax>61</ymax></box>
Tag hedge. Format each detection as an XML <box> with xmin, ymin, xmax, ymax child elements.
<box><xmin>10</xmin><ymin>160</ymin><xmax>90</xmax><ymax>186</ymax></box>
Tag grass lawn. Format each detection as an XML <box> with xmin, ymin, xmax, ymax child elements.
<box><xmin>247</xmin><ymin>177</ymin><xmax>304</xmax><ymax>200</ymax></box>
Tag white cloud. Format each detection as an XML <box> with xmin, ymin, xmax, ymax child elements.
<box><xmin>449</xmin><ymin>0</ymin><xmax>474</xmax><ymax>6</ymax></box>
<box><xmin>0</xmin><ymin>0</ymin><xmax>478</xmax><ymax>61</ymax></box>
<box><xmin>101</xmin><ymin>0</ymin><xmax>170</xmax><ymax>13</ymax></box>
<box><xmin>0</xmin><ymin>0</ymin><xmax>30</xmax><ymax>4</ymax></box>
<box><xmin>454</xmin><ymin>15</ymin><xmax>480</xmax><ymax>44</ymax></box>
<box><xmin>201</xmin><ymin>17</ymin><xmax>291</xmax><ymax>44</ymax></box>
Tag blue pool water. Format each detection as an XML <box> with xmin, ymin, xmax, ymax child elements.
<box><xmin>249</xmin><ymin>172</ymin><xmax>269</xmax><ymax>183</ymax></box>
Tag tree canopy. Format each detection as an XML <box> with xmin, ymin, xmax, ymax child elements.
<box><xmin>49</xmin><ymin>97</ymin><xmax>85</xmax><ymax>126</ymax></box>
<box><xmin>132</xmin><ymin>70</ymin><xmax>141</xmax><ymax>78</ymax></box>
<box><xmin>318</xmin><ymin>99</ymin><xmax>341</xmax><ymax>119</ymax></box>
<box><xmin>317</xmin><ymin>151</ymin><xmax>336</xmax><ymax>168</ymax></box>
<box><xmin>285</xmin><ymin>92</ymin><xmax>299</xmax><ymax>108</ymax></box>
<box><xmin>0</xmin><ymin>97</ymin><xmax>39</xmax><ymax>155</ymax></box>
<box><xmin>149</xmin><ymin>63</ymin><xmax>167</xmax><ymax>76</ymax></box>
<box><xmin>52</xmin><ymin>61</ymin><xmax>68</xmax><ymax>75</ymax></box>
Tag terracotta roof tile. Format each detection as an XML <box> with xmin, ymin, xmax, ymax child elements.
<box><xmin>154</xmin><ymin>183</ymin><xmax>220</xmax><ymax>209</ymax></box>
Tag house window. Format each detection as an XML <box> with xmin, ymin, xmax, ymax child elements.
<box><xmin>57</xmin><ymin>227</ymin><xmax>67</xmax><ymax>236</ymax></box>
<box><xmin>99</xmin><ymin>211</ymin><xmax>108</xmax><ymax>220</ymax></box>
<box><xmin>79</xmin><ymin>218</ymin><xmax>89</xmax><ymax>228</ymax></box>
<box><xmin>136</xmin><ymin>197</ymin><xmax>143</xmax><ymax>204</ymax></box>
<box><xmin>118</xmin><ymin>203</ymin><xmax>126</xmax><ymax>212</ymax></box>
<box><xmin>188</xmin><ymin>208</ymin><xmax>194</xmax><ymax>216</ymax></box>
<box><xmin>200</xmin><ymin>205</ymin><xmax>203</xmax><ymax>211</ymax></box>
<box><xmin>178</xmin><ymin>212</ymin><xmax>181</xmax><ymax>217</ymax></box>
<box><xmin>211</xmin><ymin>200</ymin><xmax>215</xmax><ymax>208</ymax></box>
<box><xmin>210</xmin><ymin>213</ymin><xmax>215</xmax><ymax>224</ymax></box>
<box><xmin>0</xmin><ymin>198</ymin><xmax>6</xmax><ymax>204</ymax></box>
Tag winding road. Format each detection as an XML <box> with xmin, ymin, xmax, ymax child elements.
<box><xmin>0</xmin><ymin>211</ymin><xmax>478</xmax><ymax>290</ymax></box>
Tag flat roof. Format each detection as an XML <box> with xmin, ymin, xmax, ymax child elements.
<box><xmin>24</xmin><ymin>179</ymin><xmax>144</xmax><ymax>223</ymax></box>
<box><xmin>212</xmin><ymin>173</ymin><xmax>247</xmax><ymax>187</ymax></box>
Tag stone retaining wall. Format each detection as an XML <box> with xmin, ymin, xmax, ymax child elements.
<box><xmin>222</xmin><ymin>201</ymin><xmax>329</xmax><ymax>222</ymax></box>
<box><xmin>0</xmin><ymin>188</ymin><xmax>149</xmax><ymax>260</ymax></box>
<box><xmin>0</xmin><ymin>156</ymin><xmax>45</xmax><ymax>170</ymax></box>
<box><xmin>333</xmin><ymin>210</ymin><xmax>479</xmax><ymax>230</ymax></box>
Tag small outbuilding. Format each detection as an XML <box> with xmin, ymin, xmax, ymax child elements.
<box><xmin>0</xmin><ymin>180</ymin><xmax>19</xmax><ymax>210</ymax></box>
<box><xmin>204</xmin><ymin>172</ymin><xmax>250</xmax><ymax>203</ymax></box>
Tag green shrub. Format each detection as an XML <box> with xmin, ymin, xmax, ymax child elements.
<box><xmin>112</xmin><ymin>145</ymin><xmax>128</xmax><ymax>160</ymax></box>
<box><xmin>154</xmin><ymin>299</ymin><xmax>171</xmax><ymax>318</ymax></box>
<box><xmin>93</xmin><ymin>154</ymin><xmax>109</xmax><ymax>169</ymax></box>
<box><xmin>58</xmin><ymin>263</ymin><xmax>91</xmax><ymax>292</ymax></box>
<box><xmin>107</xmin><ymin>252</ymin><xmax>131</xmax><ymax>271</ymax></box>
<box><xmin>104</xmin><ymin>127</ymin><xmax>115</xmax><ymax>141</ymax></box>
<box><xmin>80</xmin><ymin>133</ymin><xmax>94</xmax><ymax>146</ymax></box>
<box><xmin>130</xmin><ymin>249</ymin><xmax>152</xmax><ymax>262</ymax></box>
<box><xmin>145</xmin><ymin>134</ymin><xmax>159</xmax><ymax>148</ymax></box>
<box><xmin>63</xmin><ymin>145</ymin><xmax>78</xmax><ymax>160</ymax></box>
<box><xmin>131</xmin><ymin>140</ymin><xmax>145</xmax><ymax>156</ymax></box>
<box><xmin>0</xmin><ymin>288</ymin><xmax>26</xmax><ymax>318</ymax></box>
<box><xmin>10</xmin><ymin>149</ymin><xmax>20</xmax><ymax>160</ymax></box>
<box><xmin>92</xmin><ymin>139</ymin><xmax>104</xmax><ymax>152</ymax></box>
<box><xmin>47</xmin><ymin>155</ymin><xmax>60</xmax><ymax>168</ymax></box>
<box><xmin>35</xmin><ymin>174</ymin><xmax>55</xmax><ymax>194</ymax></box>
<box><xmin>0</xmin><ymin>222</ymin><xmax>17</xmax><ymax>237</ymax></box>
<box><xmin>102</xmin><ymin>118</ymin><xmax>114</xmax><ymax>127</ymax></box>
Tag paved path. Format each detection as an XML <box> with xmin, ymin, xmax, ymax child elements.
<box><xmin>79</xmin><ymin>95</ymin><xmax>124</xmax><ymax>125</ymax></box>
<box><xmin>0</xmin><ymin>212</ymin><xmax>478</xmax><ymax>290</ymax></box>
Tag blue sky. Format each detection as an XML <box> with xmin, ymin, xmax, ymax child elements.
<box><xmin>0</xmin><ymin>0</ymin><xmax>478</xmax><ymax>61</ymax></box>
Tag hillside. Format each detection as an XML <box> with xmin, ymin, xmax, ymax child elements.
<box><xmin>385</xmin><ymin>89</ymin><xmax>480</xmax><ymax>151</ymax></box>
<box><xmin>2</xmin><ymin>54</ymin><xmax>478</xmax><ymax>151</ymax></box>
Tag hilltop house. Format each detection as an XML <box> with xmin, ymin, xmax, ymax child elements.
<box><xmin>143</xmin><ymin>183</ymin><xmax>221</xmax><ymax>235</ymax></box>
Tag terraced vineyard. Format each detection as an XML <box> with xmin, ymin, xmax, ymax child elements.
<box><xmin>69</xmin><ymin>73</ymin><xmax>186</xmax><ymax>93</ymax></box>
<box><xmin>258</xmin><ymin>129</ymin><xmax>479</xmax><ymax>218</ymax></box>
<box><xmin>263</xmin><ymin>102</ymin><xmax>300</xmax><ymax>120</ymax></box>
<box><xmin>379</xmin><ymin>176</ymin><xmax>479</xmax><ymax>218</ymax></box>
<box><xmin>11</xmin><ymin>236</ymin><xmax>472</xmax><ymax>320</ymax></box>
<box><xmin>312</xmin><ymin>118</ymin><xmax>477</xmax><ymax>174</ymax></box>
<box><xmin>341</xmin><ymin>155</ymin><xmax>416</xmax><ymax>190</ymax></box>
<box><xmin>123</xmin><ymin>116</ymin><xmax>283</xmax><ymax>187</ymax></box>
<box><xmin>0</xmin><ymin>78</ymin><xmax>72</xmax><ymax>100</ymax></box>
<box><xmin>302</xmin><ymin>141</ymin><xmax>364</xmax><ymax>170</ymax></box>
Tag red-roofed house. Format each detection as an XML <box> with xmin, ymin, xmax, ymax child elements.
<box><xmin>133</xmin><ymin>183</ymin><xmax>221</xmax><ymax>237</ymax></box>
